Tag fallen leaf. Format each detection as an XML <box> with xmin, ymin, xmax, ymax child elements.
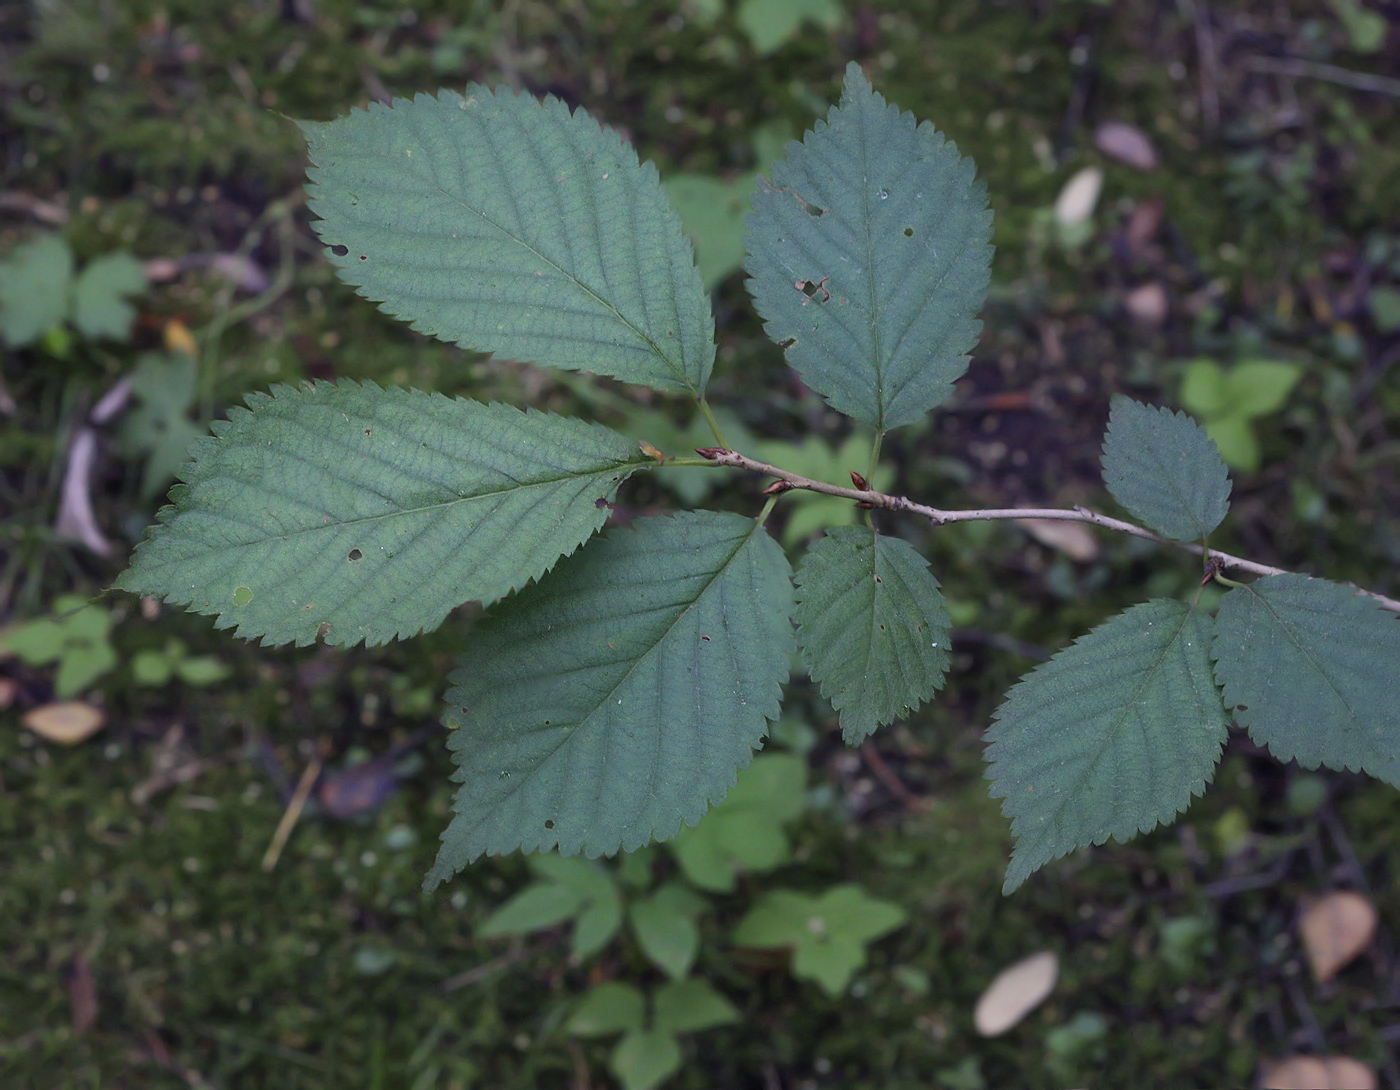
<box><xmin>1300</xmin><ymin>891</ymin><xmax>1376</xmax><ymax>983</ymax></box>
<box><xmin>22</xmin><ymin>701</ymin><xmax>105</xmax><ymax>745</ymax></box>
<box><xmin>1124</xmin><ymin>282</ymin><xmax>1168</xmax><ymax>327</ymax></box>
<box><xmin>973</xmin><ymin>950</ymin><xmax>1058</xmax><ymax>1036</ymax></box>
<box><xmin>1053</xmin><ymin>167</ymin><xmax>1103</xmax><ymax>228</ymax></box>
<box><xmin>319</xmin><ymin>758</ymin><xmax>398</xmax><ymax>819</ymax></box>
<box><xmin>163</xmin><ymin>318</ymin><xmax>198</xmax><ymax>358</ymax></box>
<box><xmin>53</xmin><ymin>429</ymin><xmax>111</xmax><ymax>555</ymax></box>
<box><xmin>1017</xmin><ymin>518</ymin><xmax>1100</xmax><ymax>562</ymax></box>
<box><xmin>1125</xmin><ymin>196</ymin><xmax>1165</xmax><ymax>256</ymax></box>
<box><xmin>1262</xmin><ymin>1055</ymin><xmax>1377</xmax><ymax>1090</ymax></box>
<box><xmin>67</xmin><ymin>954</ymin><xmax>98</xmax><ymax>1034</ymax></box>
<box><xmin>1094</xmin><ymin>121</ymin><xmax>1158</xmax><ymax>171</ymax></box>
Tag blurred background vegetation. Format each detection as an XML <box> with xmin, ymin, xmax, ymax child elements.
<box><xmin>2</xmin><ymin>1</ymin><xmax>1398</xmax><ymax>1087</ymax></box>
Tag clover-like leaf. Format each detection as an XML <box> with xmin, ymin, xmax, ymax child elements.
<box><xmin>427</xmin><ymin>511</ymin><xmax>794</xmax><ymax>886</ymax></box>
<box><xmin>745</xmin><ymin>62</ymin><xmax>993</xmax><ymax>432</ymax></box>
<box><xmin>986</xmin><ymin>599</ymin><xmax>1227</xmax><ymax>893</ymax></box>
<box><xmin>565</xmin><ymin>982</ymin><xmax>646</xmax><ymax>1038</ymax></box>
<box><xmin>0</xmin><ymin>234</ymin><xmax>73</xmax><ymax>347</ymax></box>
<box><xmin>1101</xmin><ymin>396</ymin><xmax>1231</xmax><ymax>542</ymax></box>
<box><xmin>117</xmin><ymin>381</ymin><xmax>652</xmax><ymax>648</ymax></box>
<box><xmin>72</xmin><ymin>251</ymin><xmax>147</xmax><ymax>340</ymax></box>
<box><xmin>1213</xmin><ymin>574</ymin><xmax>1400</xmax><ymax>785</ymax></box>
<box><xmin>630</xmin><ymin>882</ymin><xmax>708</xmax><ymax>981</ymax></box>
<box><xmin>302</xmin><ymin>86</ymin><xmax>713</xmax><ymax>395</ymax></box>
<box><xmin>669</xmin><ymin>752</ymin><xmax>807</xmax><ymax>892</ymax></box>
<box><xmin>651</xmin><ymin>979</ymin><xmax>739</xmax><ymax>1034</ymax></box>
<box><xmin>732</xmin><ymin>884</ymin><xmax>906</xmax><ymax>997</ymax></box>
<box><xmin>795</xmin><ymin>525</ymin><xmax>951</xmax><ymax>743</ymax></box>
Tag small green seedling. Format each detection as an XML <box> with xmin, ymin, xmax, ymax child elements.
<box><xmin>0</xmin><ymin>234</ymin><xmax>146</xmax><ymax>350</ymax></box>
<box><xmin>130</xmin><ymin>636</ymin><xmax>230</xmax><ymax>687</ymax></box>
<box><xmin>119</xmin><ymin>353</ymin><xmax>205</xmax><ymax>500</ymax></box>
<box><xmin>0</xmin><ymin>594</ymin><xmax>116</xmax><ymax>697</ymax></box>
<box><xmin>1178</xmin><ymin>356</ymin><xmax>1303</xmax><ymax>472</ymax></box>
<box><xmin>478</xmin><ymin>854</ymin><xmax>622</xmax><ymax>960</ymax></box>
<box><xmin>669</xmin><ymin>753</ymin><xmax>807</xmax><ymax>892</ymax></box>
<box><xmin>731</xmin><ymin>884</ymin><xmax>907</xmax><ymax>997</ymax></box>
<box><xmin>565</xmin><ymin>978</ymin><xmax>739</xmax><ymax>1090</ymax></box>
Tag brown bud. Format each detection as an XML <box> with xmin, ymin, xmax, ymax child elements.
<box><xmin>855</xmin><ymin>500</ymin><xmax>876</xmax><ymax>510</ymax></box>
<box><xmin>694</xmin><ymin>447</ymin><xmax>726</xmax><ymax>459</ymax></box>
<box><xmin>850</xmin><ymin>470</ymin><xmax>869</xmax><ymax>490</ymax></box>
<box><xmin>762</xmin><ymin>479</ymin><xmax>794</xmax><ymax>495</ymax></box>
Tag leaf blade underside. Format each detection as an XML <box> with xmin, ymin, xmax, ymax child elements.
<box><xmin>1101</xmin><ymin>395</ymin><xmax>1232</xmax><ymax>542</ymax></box>
<box><xmin>986</xmin><ymin>599</ymin><xmax>1227</xmax><ymax>893</ymax></box>
<box><xmin>302</xmin><ymin>87</ymin><xmax>714</xmax><ymax>395</ymax></box>
<box><xmin>744</xmin><ymin>62</ymin><xmax>993</xmax><ymax>432</ymax></box>
<box><xmin>426</xmin><ymin>510</ymin><xmax>794</xmax><ymax>888</ymax></box>
<box><xmin>794</xmin><ymin>525</ymin><xmax>951</xmax><ymax>743</ymax></box>
<box><xmin>1212</xmin><ymin>574</ymin><xmax>1400</xmax><ymax>785</ymax></box>
<box><xmin>116</xmin><ymin>381</ymin><xmax>651</xmax><ymax>647</ymax></box>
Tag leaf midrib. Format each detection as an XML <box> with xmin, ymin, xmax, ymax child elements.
<box><xmin>175</xmin><ymin>459</ymin><xmax>643</xmax><ymax>552</ymax></box>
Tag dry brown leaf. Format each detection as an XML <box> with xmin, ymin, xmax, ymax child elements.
<box><xmin>1017</xmin><ymin>518</ymin><xmax>1100</xmax><ymax>562</ymax></box>
<box><xmin>1094</xmin><ymin>121</ymin><xmax>1159</xmax><ymax>171</ymax></box>
<box><xmin>1262</xmin><ymin>1056</ymin><xmax>1377</xmax><ymax>1090</ymax></box>
<box><xmin>22</xmin><ymin>701</ymin><xmax>105</xmax><ymax>745</ymax></box>
<box><xmin>973</xmin><ymin>950</ymin><xmax>1058</xmax><ymax>1036</ymax></box>
<box><xmin>1300</xmin><ymin>890</ymin><xmax>1377</xmax><ymax>983</ymax></box>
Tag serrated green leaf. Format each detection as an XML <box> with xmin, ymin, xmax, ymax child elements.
<box><xmin>565</xmin><ymin>981</ymin><xmax>646</xmax><ymax>1038</ymax></box>
<box><xmin>652</xmin><ymin>979</ymin><xmax>739</xmax><ymax>1034</ymax></box>
<box><xmin>986</xmin><ymin>600</ymin><xmax>1228</xmax><ymax>893</ymax></box>
<box><xmin>72</xmin><ymin>251</ymin><xmax>146</xmax><ymax>340</ymax></box>
<box><xmin>744</xmin><ymin>62</ymin><xmax>993</xmax><ymax>432</ymax></box>
<box><xmin>117</xmin><ymin>381</ymin><xmax>651</xmax><ymax>648</ymax></box>
<box><xmin>426</xmin><ymin>511</ymin><xmax>794</xmax><ymax>887</ymax></box>
<box><xmin>669</xmin><ymin>752</ymin><xmax>807</xmax><ymax>892</ymax></box>
<box><xmin>0</xmin><ymin>234</ymin><xmax>73</xmax><ymax>347</ymax></box>
<box><xmin>795</xmin><ymin>525</ymin><xmax>951</xmax><ymax>744</ymax></box>
<box><xmin>1212</xmin><ymin>574</ymin><xmax>1400</xmax><ymax>785</ymax></box>
<box><xmin>630</xmin><ymin>882</ymin><xmax>707</xmax><ymax>981</ymax></box>
<box><xmin>611</xmin><ymin>1029</ymin><xmax>683</xmax><ymax>1090</ymax></box>
<box><xmin>302</xmin><ymin>87</ymin><xmax>713</xmax><ymax>395</ymax></box>
<box><xmin>1101</xmin><ymin>396</ymin><xmax>1231</xmax><ymax>542</ymax></box>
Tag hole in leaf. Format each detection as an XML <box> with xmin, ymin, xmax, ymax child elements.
<box><xmin>777</xmin><ymin>337</ymin><xmax>796</xmax><ymax>350</ymax></box>
<box><xmin>544</xmin><ymin>819</ymin><xmax>555</xmax><ymax>830</ymax></box>
<box><xmin>800</xmin><ymin>280</ymin><xmax>819</xmax><ymax>297</ymax></box>
<box><xmin>348</xmin><ymin>549</ymin><xmax>363</xmax><ymax>561</ymax></box>
<box><xmin>364</xmin><ymin>428</ymin><xmax>372</xmax><ymax>436</ymax></box>
<box><xmin>315</xmin><ymin>621</ymin><xmax>331</xmax><ymax>640</ymax></box>
<box><xmin>358</xmin><ymin>254</ymin><xmax>368</xmax><ymax>261</ymax></box>
<box><xmin>700</xmin><ymin>634</ymin><xmax>712</xmax><ymax>642</ymax></box>
<box><xmin>805</xmin><ymin>203</ymin><xmax>826</xmax><ymax>217</ymax></box>
<box><xmin>330</xmin><ymin>244</ymin><xmax>349</xmax><ymax>256</ymax></box>
<box><xmin>1236</xmin><ymin>704</ymin><xmax>1249</xmax><ymax>711</ymax></box>
<box><xmin>904</xmin><ymin>227</ymin><xmax>914</xmax><ymax>237</ymax></box>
